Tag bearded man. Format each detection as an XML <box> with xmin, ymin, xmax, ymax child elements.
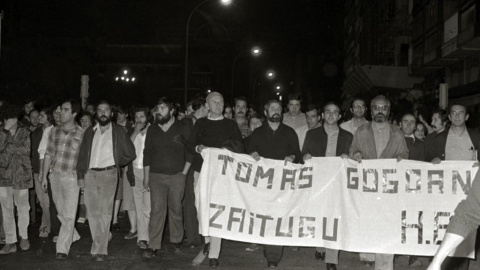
<box><xmin>76</xmin><ymin>100</ymin><xmax>136</xmax><ymax>262</ymax></box>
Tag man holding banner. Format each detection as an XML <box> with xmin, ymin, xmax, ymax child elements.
<box><xmin>186</xmin><ymin>92</ymin><xmax>243</xmax><ymax>268</ymax></box>
<box><xmin>349</xmin><ymin>95</ymin><xmax>409</xmax><ymax>270</ymax></box>
<box><xmin>302</xmin><ymin>102</ymin><xmax>353</xmax><ymax>270</ymax></box>
<box><xmin>425</xmin><ymin>103</ymin><xmax>480</xmax><ymax>270</ymax></box>
<box><xmin>246</xmin><ymin>99</ymin><xmax>301</xmax><ymax>268</ymax></box>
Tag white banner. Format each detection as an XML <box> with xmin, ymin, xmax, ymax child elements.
<box><xmin>196</xmin><ymin>148</ymin><xmax>478</xmax><ymax>257</ymax></box>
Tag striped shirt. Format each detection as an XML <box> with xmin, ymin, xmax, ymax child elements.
<box><xmin>46</xmin><ymin>125</ymin><xmax>84</xmax><ymax>173</ymax></box>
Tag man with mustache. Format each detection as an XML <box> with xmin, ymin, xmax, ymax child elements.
<box><xmin>349</xmin><ymin>95</ymin><xmax>409</xmax><ymax>270</ymax></box>
<box><xmin>246</xmin><ymin>99</ymin><xmax>301</xmax><ymax>268</ymax></box>
<box><xmin>142</xmin><ymin>97</ymin><xmax>192</xmax><ymax>258</ymax></box>
<box><xmin>233</xmin><ymin>96</ymin><xmax>250</xmax><ymax>138</ymax></box>
<box><xmin>76</xmin><ymin>101</ymin><xmax>136</xmax><ymax>262</ymax></box>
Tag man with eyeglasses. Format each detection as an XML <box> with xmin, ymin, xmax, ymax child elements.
<box><xmin>302</xmin><ymin>102</ymin><xmax>353</xmax><ymax>270</ymax></box>
<box><xmin>349</xmin><ymin>95</ymin><xmax>409</xmax><ymax>270</ymax></box>
<box><xmin>340</xmin><ymin>98</ymin><xmax>369</xmax><ymax>135</ymax></box>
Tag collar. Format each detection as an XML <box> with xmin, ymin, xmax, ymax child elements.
<box><xmin>404</xmin><ymin>134</ymin><xmax>415</xmax><ymax>142</ymax></box>
<box><xmin>208</xmin><ymin>114</ymin><xmax>224</xmax><ymax>121</ymax></box>
<box><xmin>93</xmin><ymin>122</ymin><xmax>112</xmax><ymax>132</ymax></box>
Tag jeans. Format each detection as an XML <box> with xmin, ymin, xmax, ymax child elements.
<box><xmin>0</xmin><ymin>187</ymin><xmax>29</xmax><ymax>244</ymax></box>
<box><xmin>132</xmin><ymin>168</ymin><xmax>150</xmax><ymax>243</ymax></box>
<box><xmin>148</xmin><ymin>172</ymin><xmax>185</xmax><ymax>250</ymax></box>
<box><xmin>84</xmin><ymin>168</ymin><xmax>118</xmax><ymax>255</ymax></box>
<box><xmin>49</xmin><ymin>171</ymin><xmax>80</xmax><ymax>254</ymax></box>
<box><xmin>34</xmin><ymin>173</ymin><xmax>51</xmax><ymax>234</ymax></box>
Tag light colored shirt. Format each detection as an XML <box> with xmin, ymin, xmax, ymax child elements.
<box><xmin>325</xmin><ymin>127</ymin><xmax>339</xmax><ymax>157</ymax></box>
<box><xmin>372</xmin><ymin>122</ymin><xmax>390</xmax><ymax>158</ymax></box>
<box><xmin>38</xmin><ymin>125</ymin><xmax>53</xmax><ymax>159</ymax></box>
<box><xmin>340</xmin><ymin>119</ymin><xmax>368</xmax><ymax>135</ymax></box>
<box><xmin>133</xmin><ymin>128</ymin><xmax>147</xmax><ymax>169</ymax></box>
<box><xmin>283</xmin><ymin>112</ymin><xmax>307</xmax><ymax>130</ymax></box>
<box><xmin>445</xmin><ymin>128</ymin><xmax>476</xmax><ymax>161</ymax></box>
<box><xmin>89</xmin><ymin>123</ymin><xmax>115</xmax><ymax>169</ymax></box>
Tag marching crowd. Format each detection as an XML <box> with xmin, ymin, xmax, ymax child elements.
<box><xmin>0</xmin><ymin>92</ymin><xmax>479</xmax><ymax>270</ymax></box>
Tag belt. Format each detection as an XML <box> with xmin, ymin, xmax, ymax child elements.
<box><xmin>90</xmin><ymin>165</ymin><xmax>116</xmax><ymax>171</ymax></box>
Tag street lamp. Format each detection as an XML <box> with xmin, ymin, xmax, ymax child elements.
<box><xmin>184</xmin><ymin>0</ymin><xmax>232</xmax><ymax>105</ymax></box>
<box><xmin>231</xmin><ymin>46</ymin><xmax>262</xmax><ymax>99</ymax></box>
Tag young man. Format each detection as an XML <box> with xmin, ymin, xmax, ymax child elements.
<box><xmin>247</xmin><ymin>99</ymin><xmax>301</xmax><ymax>268</ymax></box>
<box><xmin>76</xmin><ymin>100</ymin><xmax>136</xmax><ymax>261</ymax></box>
<box><xmin>283</xmin><ymin>93</ymin><xmax>306</xmax><ymax>130</ymax></box>
<box><xmin>296</xmin><ymin>104</ymin><xmax>322</xmax><ymax>150</ymax></box>
<box><xmin>349</xmin><ymin>95</ymin><xmax>409</xmax><ymax>270</ymax></box>
<box><xmin>302</xmin><ymin>102</ymin><xmax>353</xmax><ymax>270</ymax></box>
<box><xmin>186</xmin><ymin>92</ymin><xmax>243</xmax><ymax>268</ymax></box>
<box><xmin>340</xmin><ymin>98</ymin><xmax>368</xmax><ymax>135</ymax></box>
<box><xmin>142</xmin><ymin>98</ymin><xmax>192</xmax><ymax>258</ymax></box>
<box><xmin>41</xmin><ymin>100</ymin><xmax>85</xmax><ymax>259</ymax></box>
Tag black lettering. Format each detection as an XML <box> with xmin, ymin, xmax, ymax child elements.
<box><xmin>363</xmin><ymin>169</ymin><xmax>378</xmax><ymax>192</ymax></box>
<box><xmin>298</xmin><ymin>167</ymin><xmax>313</xmax><ymax>189</ymax></box>
<box><xmin>452</xmin><ymin>170</ymin><xmax>471</xmax><ymax>195</ymax></box>
<box><xmin>218</xmin><ymin>155</ymin><xmax>234</xmax><ymax>175</ymax></box>
<box><xmin>299</xmin><ymin>217</ymin><xmax>316</xmax><ymax>238</ymax></box>
<box><xmin>209</xmin><ymin>203</ymin><xmax>225</xmax><ymax>229</ymax></box>
<box><xmin>227</xmin><ymin>207</ymin><xmax>245</xmax><ymax>232</ymax></box>
<box><xmin>322</xmin><ymin>217</ymin><xmax>338</xmax><ymax>241</ymax></box>
<box><xmin>281</xmin><ymin>169</ymin><xmax>296</xmax><ymax>190</ymax></box>
<box><xmin>382</xmin><ymin>169</ymin><xmax>398</xmax><ymax>193</ymax></box>
<box><xmin>401</xmin><ymin>210</ymin><xmax>422</xmax><ymax>244</ymax></box>
<box><xmin>428</xmin><ymin>170</ymin><xmax>444</xmax><ymax>194</ymax></box>
<box><xmin>347</xmin><ymin>167</ymin><xmax>359</xmax><ymax>189</ymax></box>
<box><xmin>253</xmin><ymin>167</ymin><xmax>274</xmax><ymax>189</ymax></box>
<box><xmin>235</xmin><ymin>162</ymin><xmax>253</xmax><ymax>183</ymax></box>
<box><xmin>275</xmin><ymin>217</ymin><xmax>293</xmax><ymax>237</ymax></box>
<box><xmin>256</xmin><ymin>214</ymin><xmax>274</xmax><ymax>237</ymax></box>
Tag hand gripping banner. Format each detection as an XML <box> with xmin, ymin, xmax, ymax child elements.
<box><xmin>195</xmin><ymin>148</ymin><xmax>478</xmax><ymax>258</ymax></box>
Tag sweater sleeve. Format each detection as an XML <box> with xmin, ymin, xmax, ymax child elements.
<box><xmin>446</xmin><ymin>170</ymin><xmax>480</xmax><ymax>237</ymax></box>
<box><xmin>142</xmin><ymin>127</ymin><xmax>153</xmax><ymax>167</ymax></box>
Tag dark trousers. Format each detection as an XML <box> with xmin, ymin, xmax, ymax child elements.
<box><xmin>183</xmin><ymin>168</ymin><xmax>201</xmax><ymax>245</ymax></box>
<box><xmin>264</xmin><ymin>245</ymin><xmax>284</xmax><ymax>263</ymax></box>
<box><xmin>441</xmin><ymin>257</ymin><xmax>469</xmax><ymax>270</ymax></box>
<box><xmin>47</xmin><ymin>176</ymin><xmax>60</xmax><ymax>235</ymax></box>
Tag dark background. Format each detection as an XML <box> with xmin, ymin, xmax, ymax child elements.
<box><xmin>0</xmin><ymin>0</ymin><xmax>344</xmax><ymax>111</ymax></box>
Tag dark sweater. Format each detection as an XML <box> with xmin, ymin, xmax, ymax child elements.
<box><xmin>30</xmin><ymin>126</ymin><xmax>44</xmax><ymax>173</ymax></box>
<box><xmin>424</xmin><ymin>127</ymin><xmax>480</xmax><ymax>162</ymax></box>
<box><xmin>405</xmin><ymin>137</ymin><xmax>426</xmax><ymax>161</ymax></box>
<box><xmin>143</xmin><ymin>119</ymin><xmax>192</xmax><ymax>174</ymax></box>
<box><xmin>246</xmin><ymin>123</ymin><xmax>301</xmax><ymax>162</ymax></box>
<box><xmin>186</xmin><ymin>118</ymin><xmax>243</xmax><ymax>172</ymax></box>
<box><xmin>302</xmin><ymin>126</ymin><xmax>353</xmax><ymax>158</ymax></box>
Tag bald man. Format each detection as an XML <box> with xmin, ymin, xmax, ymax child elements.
<box><xmin>186</xmin><ymin>92</ymin><xmax>243</xmax><ymax>268</ymax></box>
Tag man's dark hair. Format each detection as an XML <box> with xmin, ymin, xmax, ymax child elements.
<box><xmin>401</xmin><ymin>113</ymin><xmax>417</xmax><ymax>123</ymax></box>
<box><xmin>287</xmin><ymin>93</ymin><xmax>302</xmax><ymax>102</ymax></box>
<box><xmin>0</xmin><ymin>103</ymin><xmax>22</xmax><ymax>121</ymax></box>
<box><xmin>449</xmin><ymin>103</ymin><xmax>468</xmax><ymax>113</ymax></box>
<box><xmin>157</xmin><ymin>97</ymin><xmax>177</xmax><ymax>116</ymax></box>
<box><xmin>323</xmin><ymin>102</ymin><xmax>341</xmax><ymax>113</ymax></box>
<box><xmin>115</xmin><ymin>104</ymin><xmax>128</xmax><ymax>115</ymax></box>
<box><xmin>62</xmin><ymin>99</ymin><xmax>82</xmax><ymax>116</ymax></box>
<box><xmin>191</xmin><ymin>97</ymin><xmax>206</xmax><ymax>111</ymax></box>
<box><xmin>433</xmin><ymin>108</ymin><xmax>449</xmax><ymax>125</ymax></box>
<box><xmin>234</xmin><ymin>96</ymin><xmax>248</xmax><ymax>106</ymax></box>
<box><xmin>305</xmin><ymin>104</ymin><xmax>321</xmax><ymax>113</ymax></box>
<box><xmin>39</xmin><ymin>106</ymin><xmax>54</xmax><ymax>124</ymax></box>
<box><xmin>350</xmin><ymin>97</ymin><xmax>367</xmax><ymax>108</ymax></box>
<box><xmin>264</xmin><ymin>99</ymin><xmax>282</xmax><ymax>111</ymax></box>
<box><xmin>130</xmin><ymin>105</ymin><xmax>153</xmax><ymax>123</ymax></box>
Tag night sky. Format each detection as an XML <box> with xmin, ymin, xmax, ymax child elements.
<box><xmin>0</xmin><ymin>0</ymin><xmax>344</xmax><ymax>109</ymax></box>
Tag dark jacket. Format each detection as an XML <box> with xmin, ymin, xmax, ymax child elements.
<box><xmin>76</xmin><ymin>122</ymin><xmax>136</xmax><ymax>185</ymax></box>
<box><xmin>302</xmin><ymin>126</ymin><xmax>353</xmax><ymax>158</ymax></box>
<box><xmin>404</xmin><ymin>137</ymin><xmax>426</xmax><ymax>161</ymax></box>
<box><xmin>424</xmin><ymin>127</ymin><xmax>480</xmax><ymax>162</ymax></box>
<box><xmin>30</xmin><ymin>126</ymin><xmax>43</xmax><ymax>173</ymax></box>
<box><xmin>0</xmin><ymin>123</ymin><xmax>33</xmax><ymax>189</ymax></box>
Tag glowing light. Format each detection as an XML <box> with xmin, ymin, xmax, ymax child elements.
<box><xmin>132</xmin><ymin>77</ymin><xmax>136</xmax><ymax>82</ymax></box>
<box><xmin>124</xmin><ymin>70</ymin><xmax>128</xmax><ymax>75</ymax></box>
<box><xmin>220</xmin><ymin>0</ymin><xmax>232</xmax><ymax>5</ymax></box>
<box><xmin>115</xmin><ymin>77</ymin><xmax>119</xmax><ymax>81</ymax></box>
<box><xmin>126</xmin><ymin>78</ymin><xmax>130</xmax><ymax>82</ymax></box>
<box><xmin>121</xmin><ymin>77</ymin><xmax>125</xmax><ymax>80</ymax></box>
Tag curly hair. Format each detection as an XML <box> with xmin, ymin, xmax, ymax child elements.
<box><xmin>0</xmin><ymin>103</ymin><xmax>22</xmax><ymax>121</ymax></box>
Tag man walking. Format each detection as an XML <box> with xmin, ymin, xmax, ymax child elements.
<box><xmin>232</xmin><ymin>96</ymin><xmax>251</xmax><ymax>138</ymax></box>
<box><xmin>349</xmin><ymin>95</ymin><xmax>409</xmax><ymax>270</ymax></box>
<box><xmin>41</xmin><ymin>100</ymin><xmax>84</xmax><ymax>259</ymax></box>
<box><xmin>247</xmin><ymin>99</ymin><xmax>301</xmax><ymax>268</ymax></box>
<box><xmin>76</xmin><ymin>100</ymin><xmax>136</xmax><ymax>261</ymax></box>
<box><xmin>302</xmin><ymin>102</ymin><xmax>353</xmax><ymax>270</ymax></box>
<box><xmin>142</xmin><ymin>98</ymin><xmax>192</xmax><ymax>258</ymax></box>
<box><xmin>296</xmin><ymin>104</ymin><xmax>322</xmax><ymax>150</ymax></box>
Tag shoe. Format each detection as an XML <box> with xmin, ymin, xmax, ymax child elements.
<box><xmin>92</xmin><ymin>254</ymin><xmax>106</xmax><ymax>262</ymax></box>
<box><xmin>52</xmin><ymin>236</ymin><xmax>59</xmax><ymax>243</ymax></box>
<box><xmin>19</xmin><ymin>238</ymin><xmax>30</xmax><ymax>251</ymax></box>
<box><xmin>56</xmin><ymin>253</ymin><xmax>67</xmax><ymax>260</ymax></box>
<box><xmin>267</xmin><ymin>261</ymin><xmax>277</xmax><ymax>268</ymax></box>
<box><xmin>363</xmin><ymin>261</ymin><xmax>374</xmax><ymax>267</ymax></box>
<box><xmin>315</xmin><ymin>251</ymin><xmax>325</xmax><ymax>261</ymax></box>
<box><xmin>77</xmin><ymin>217</ymin><xmax>86</xmax><ymax>223</ymax></box>
<box><xmin>142</xmin><ymin>248</ymin><xmax>158</xmax><ymax>258</ymax></box>
<box><xmin>326</xmin><ymin>263</ymin><xmax>337</xmax><ymax>270</ymax></box>
<box><xmin>245</xmin><ymin>243</ymin><xmax>259</xmax><ymax>251</ymax></box>
<box><xmin>0</xmin><ymin>243</ymin><xmax>17</xmax><ymax>255</ymax></box>
<box><xmin>409</xmin><ymin>256</ymin><xmax>422</xmax><ymax>267</ymax></box>
<box><xmin>203</xmin><ymin>243</ymin><xmax>210</xmax><ymax>255</ymax></box>
<box><xmin>138</xmin><ymin>240</ymin><xmax>148</xmax><ymax>249</ymax></box>
<box><xmin>209</xmin><ymin>258</ymin><xmax>219</xmax><ymax>268</ymax></box>
<box><xmin>124</xmin><ymin>231</ymin><xmax>137</xmax><ymax>240</ymax></box>
<box><xmin>0</xmin><ymin>238</ymin><xmax>5</xmax><ymax>245</ymax></box>
<box><xmin>112</xmin><ymin>223</ymin><xmax>120</xmax><ymax>230</ymax></box>
<box><xmin>39</xmin><ymin>230</ymin><xmax>49</xmax><ymax>238</ymax></box>
<box><xmin>173</xmin><ymin>242</ymin><xmax>182</xmax><ymax>252</ymax></box>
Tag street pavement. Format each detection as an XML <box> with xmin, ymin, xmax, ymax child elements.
<box><xmin>1</xmin><ymin>215</ymin><xmax>480</xmax><ymax>270</ymax></box>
